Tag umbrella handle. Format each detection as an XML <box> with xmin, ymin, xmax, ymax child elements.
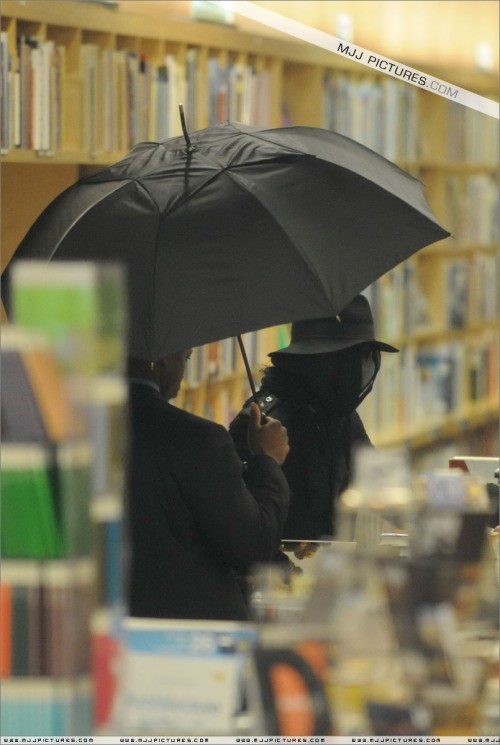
<box><xmin>237</xmin><ymin>334</ymin><xmax>261</xmax><ymax>408</ymax></box>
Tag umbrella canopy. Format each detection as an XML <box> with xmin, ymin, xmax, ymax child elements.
<box><xmin>4</xmin><ymin>121</ymin><xmax>449</xmax><ymax>360</ymax></box>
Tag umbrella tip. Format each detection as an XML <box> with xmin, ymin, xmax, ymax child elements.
<box><xmin>179</xmin><ymin>104</ymin><xmax>195</xmax><ymax>153</ymax></box>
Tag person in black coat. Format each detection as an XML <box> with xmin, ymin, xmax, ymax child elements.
<box><xmin>229</xmin><ymin>295</ymin><xmax>398</xmax><ymax>542</ymax></box>
<box><xmin>126</xmin><ymin>349</ymin><xmax>290</xmax><ymax>621</ymax></box>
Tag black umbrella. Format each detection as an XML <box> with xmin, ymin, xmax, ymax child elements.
<box><xmin>4</xmin><ymin>119</ymin><xmax>449</xmax><ymax>375</ymax></box>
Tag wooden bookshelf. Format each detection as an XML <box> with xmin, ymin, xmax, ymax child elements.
<box><xmin>1</xmin><ymin>0</ymin><xmax>498</xmax><ymax>459</ymax></box>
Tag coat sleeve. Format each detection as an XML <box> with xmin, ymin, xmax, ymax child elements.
<box><xmin>228</xmin><ymin>409</ymin><xmax>252</xmax><ymax>462</ymax></box>
<box><xmin>167</xmin><ymin>419</ymin><xmax>290</xmax><ymax>572</ymax></box>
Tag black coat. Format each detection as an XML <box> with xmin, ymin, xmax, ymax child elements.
<box><xmin>126</xmin><ymin>382</ymin><xmax>290</xmax><ymax>621</ymax></box>
<box><xmin>229</xmin><ymin>384</ymin><xmax>372</xmax><ymax>540</ymax></box>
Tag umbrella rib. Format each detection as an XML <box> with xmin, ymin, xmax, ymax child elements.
<box><xmin>134</xmin><ymin>148</ymin><xmax>336</xmax><ymax>300</ymax></box>
<box><xmin>130</xmin><ymin>179</ymin><xmax>164</xmax><ymax>361</ymax></box>
<box><xmin>222</xmin><ymin>167</ymin><xmax>335</xmax><ymax>300</ymax></box>
<box><xmin>158</xmin><ymin>155</ymin><xmax>305</xmax><ymax>218</ymax></box>
<box><xmin>38</xmin><ymin>181</ymin><xmax>131</xmax><ymax>261</ymax></box>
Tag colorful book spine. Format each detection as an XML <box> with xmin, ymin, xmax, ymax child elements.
<box><xmin>91</xmin><ymin>609</ymin><xmax>123</xmax><ymax>731</ymax></box>
<box><xmin>0</xmin><ymin>30</ymin><xmax>11</xmax><ymax>153</ymax></box>
<box><xmin>2</xmin><ymin>445</ymin><xmax>63</xmax><ymax>559</ymax></box>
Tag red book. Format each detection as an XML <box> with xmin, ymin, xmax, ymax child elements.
<box><xmin>92</xmin><ymin>630</ymin><xmax>122</xmax><ymax>727</ymax></box>
<box><xmin>0</xmin><ymin>582</ymin><xmax>12</xmax><ymax>677</ymax></box>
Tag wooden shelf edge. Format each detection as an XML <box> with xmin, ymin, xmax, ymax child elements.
<box><xmin>417</xmin><ymin>161</ymin><xmax>499</xmax><ymax>173</ymax></box>
<box><xmin>1</xmin><ymin>149</ymin><xmax>128</xmax><ymax>165</ymax></box>
<box><xmin>421</xmin><ymin>242</ymin><xmax>499</xmax><ymax>256</ymax></box>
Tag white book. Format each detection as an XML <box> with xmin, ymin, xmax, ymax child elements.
<box><xmin>382</xmin><ymin>78</ymin><xmax>398</xmax><ymax>162</ymax></box>
<box><xmin>0</xmin><ymin>31</ymin><xmax>10</xmax><ymax>152</ymax></box>
<box><xmin>100</xmin><ymin>49</ymin><xmax>114</xmax><ymax>152</ymax></box>
<box><xmin>30</xmin><ymin>43</ymin><xmax>43</xmax><ymax>151</ymax></box>
<box><xmin>165</xmin><ymin>53</ymin><xmax>181</xmax><ymax>136</ymax></box>
<box><xmin>40</xmin><ymin>40</ymin><xmax>54</xmax><ymax>153</ymax></box>
<box><xmin>12</xmin><ymin>65</ymin><xmax>21</xmax><ymax>147</ymax></box>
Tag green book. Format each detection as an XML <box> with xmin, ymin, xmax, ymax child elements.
<box><xmin>11</xmin><ymin>261</ymin><xmax>126</xmax><ymax>375</ymax></box>
<box><xmin>1</xmin><ymin>445</ymin><xmax>62</xmax><ymax>559</ymax></box>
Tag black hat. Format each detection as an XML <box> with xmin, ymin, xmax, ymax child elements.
<box><xmin>271</xmin><ymin>295</ymin><xmax>399</xmax><ymax>355</ymax></box>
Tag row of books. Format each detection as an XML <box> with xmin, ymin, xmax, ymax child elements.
<box><xmin>445</xmin><ymin>174</ymin><xmax>499</xmax><ymax>247</ymax></box>
<box><xmin>0</xmin><ymin>543</ymin><xmax>122</xmax><ymax>731</ymax></box>
<box><xmin>466</xmin><ymin>333</ymin><xmax>499</xmax><ymax>402</ymax></box>
<box><xmin>81</xmin><ymin>48</ymin><xmax>274</xmax><ymax>151</ymax></box>
<box><xmin>0</xmin><ymin>32</ymin><xmax>275</xmax><ymax>155</ymax></box>
<box><xmin>0</xmin><ymin>554</ymin><xmax>103</xmax><ymax>735</ymax></box>
<box><xmin>79</xmin><ymin>45</ymin><xmax>183</xmax><ymax>155</ymax></box>
<box><xmin>1</xmin><ymin>28</ymin><xmax>497</xmax><ymax>164</ymax></box>
<box><xmin>321</xmin><ymin>72</ymin><xmax>498</xmax><ymax>167</ymax></box>
<box><xmin>1</xmin><ymin>677</ymin><xmax>93</xmax><ymax>736</ymax></box>
<box><xmin>447</xmin><ymin>100</ymin><xmax>500</xmax><ymax>164</ymax></box>
<box><xmin>363</xmin><ymin>264</ymin><xmax>425</xmax><ymax>344</ymax></box>
<box><xmin>0</xmin><ymin>32</ymin><xmax>66</xmax><ymax>154</ymax></box>
<box><xmin>182</xmin><ymin>325</ymin><xmax>290</xmax><ymax>389</ymax></box>
<box><xmin>323</xmin><ymin>73</ymin><xmax>418</xmax><ymax>162</ymax></box>
<box><xmin>0</xmin><ymin>559</ymin><xmax>94</xmax><ymax>678</ymax></box>
<box><xmin>183</xmin><ymin>337</ymin><xmax>239</xmax><ymax>388</ymax></box>
<box><xmin>364</xmin><ymin>250</ymin><xmax>499</xmax><ymax>344</ymax></box>
<box><xmin>445</xmin><ymin>254</ymin><xmax>499</xmax><ymax>328</ymax></box>
<box><xmin>207</xmin><ymin>55</ymin><xmax>273</xmax><ymax>127</ymax></box>
<box><xmin>359</xmin><ymin>330</ymin><xmax>499</xmax><ymax>436</ymax></box>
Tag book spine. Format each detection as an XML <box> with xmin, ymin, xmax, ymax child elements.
<box><xmin>0</xmin><ymin>31</ymin><xmax>11</xmax><ymax>153</ymax></box>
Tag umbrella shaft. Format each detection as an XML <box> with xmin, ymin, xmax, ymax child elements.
<box><xmin>237</xmin><ymin>335</ymin><xmax>259</xmax><ymax>405</ymax></box>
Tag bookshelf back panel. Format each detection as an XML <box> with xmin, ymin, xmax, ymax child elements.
<box><xmin>1</xmin><ymin>163</ymin><xmax>80</xmax><ymax>273</ymax></box>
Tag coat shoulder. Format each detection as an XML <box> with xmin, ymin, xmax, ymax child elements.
<box><xmin>130</xmin><ymin>387</ymin><xmax>227</xmax><ymax>445</ymax></box>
